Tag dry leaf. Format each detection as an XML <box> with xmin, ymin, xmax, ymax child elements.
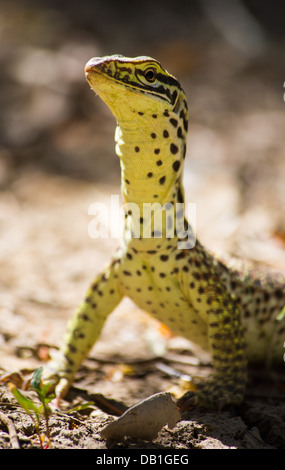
<box><xmin>0</xmin><ymin>372</ymin><xmax>24</xmax><ymax>389</ymax></box>
<box><xmin>100</xmin><ymin>392</ymin><xmax>180</xmax><ymax>441</ymax></box>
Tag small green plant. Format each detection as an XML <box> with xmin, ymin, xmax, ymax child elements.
<box><xmin>9</xmin><ymin>367</ymin><xmax>54</xmax><ymax>448</ymax></box>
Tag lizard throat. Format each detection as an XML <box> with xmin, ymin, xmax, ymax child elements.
<box><xmin>115</xmin><ymin>119</ymin><xmax>186</xmax><ymax>206</ymax></box>
<box><xmin>114</xmin><ymin>118</ymin><xmax>191</xmax><ymax>250</ymax></box>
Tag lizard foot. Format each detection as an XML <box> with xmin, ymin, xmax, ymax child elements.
<box><xmin>41</xmin><ymin>352</ymin><xmax>74</xmax><ymax>403</ymax></box>
<box><xmin>177</xmin><ymin>375</ymin><xmax>245</xmax><ymax>411</ymax></box>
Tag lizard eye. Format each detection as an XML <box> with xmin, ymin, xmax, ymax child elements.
<box><xmin>143</xmin><ymin>68</ymin><xmax>157</xmax><ymax>83</ymax></box>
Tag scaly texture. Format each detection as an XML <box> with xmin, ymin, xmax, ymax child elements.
<box><xmin>44</xmin><ymin>55</ymin><xmax>285</xmax><ymax>408</ymax></box>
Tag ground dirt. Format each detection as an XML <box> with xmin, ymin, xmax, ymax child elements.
<box><xmin>0</xmin><ymin>0</ymin><xmax>285</xmax><ymax>450</ymax></box>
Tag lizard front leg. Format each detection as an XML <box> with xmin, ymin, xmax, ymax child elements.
<box><xmin>43</xmin><ymin>260</ymin><xmax>123</xmax><ymax>399</ymax></box>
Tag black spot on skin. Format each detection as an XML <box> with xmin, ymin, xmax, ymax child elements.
<box><xmin>154</xmin><ymin>148</ymin><xmax>160</xmax><ymax>154</ymax></box>
<box><xmin>138</xmin><ymin>111</ymin><xmax>144</xmax><ymax>115</ymax></box>
<box><xmin>159</xmin><ymin>272</ymin><xmax>166</xmax><ymax>278</ymax></box>
<box><xmin>126</xmin><ymin>253</ymin><xmax>133</xmax><ymax>260</ymax></box>
<box><xmin>123</xmin><ymin>270</ymin><xmax>132</xmax><ymax>276</ymax></box>
<box><xmin>125</xmin><ymin>179</ymin><xmax>130</xmax><ymax>184</ymax></box>
<box><xmin>151</xmin><ymin>133</ymin><xmax>156</xmax><ymax>139</ymax></box>
<box><xmin>170</xmin><ymin>143</ymin><xmax>178</xmax><ymax>154</ymax></box>
<box><xmin>135</xmin><ymin>146</ymin><xmax>140</xmax><ymax>152</ymax></box>
<box><xmin>177</xmin><ymin>127</ymin><xmax>183</xmax><ymax>138</ymax></box>
<box><xmin>203</xmin><ymin>272</ymin><xmax>210</xmax><ymax>281</ymax></box>
<box><xmin>246</xmin><ymin>286</ymin><xmax>253</xmax><ymax>295</ymax></box>
<box><xmin>68</xmin><ymin>345</ymin><xmax>77</xmax><ymax>353</ymax></box>
<box><xmin>193</xmin><ymin>272</ymin><xmax>201</xmax><ymax>280</ymax></box>
<box><xmin>180</xmin><ymin>110</ymin><xmax>188</xmax><ymax>131</ymax></box>
<box><xmin>275</xmin><ymin>289</ymin><xmax>283</xmax><ymax>299</ymax></box>
<box><xmin>156</xmin><ymin>159</ymin><xmax>162</xmax><ymax>166</ymax></box>
<box><xmin>177</xmin><ymin>187</ymin><xmax>184</xmax><ymax>203</ymax></box>
<box><xmin>72</xmin><ymin>329</ymin><xmax>85</xmax><ymax>340</ymax></box>
<box><xmin>152</xmin><ymin>114</ymin><xmax>157</xmax><ymax>118</ymax></box>
<box><xmin>159</xmin><ymin>176</ymin><xmax>166</xmax><ymax>185</ymax></box>
<box><xmin>163</xmin><ymin>110</ymin><xmax>169</xmax><ymax>117</ymax></box>
<box><xmin>160</xmin><ymin>254</ymin><xmax>168</xmax><ymax>261</ymax></box>
<box><xmin>136</xmin><ymin>270</ymin><xmax>142</xmax><ymax>276</ymax></box>
<box><xmin>172</xmin><ymin>90</ymin><xmax>178</xmax><ymax>104</ymax></box>
<box><xmin>147</xmin><ymin>172</ymin><xmax>153</xmax><ymax>177</ymax></box>
<box><xmin>80</xmin><ymin>314</ymin><xmax>90</xmax><ymax>321</ymax></box>
<box><xmin>170</xmin><ymin>118</ymin><xmax>178</xmax><ymax>127</ymax></box>
<box><xmin>163</xmin><ymin>130</ymin><xmax>169</xmax><ymax>138</ymax></box>
<box><xmin>172</xmin><ymin>160</ymin><xmax>180</xmax><ymax>171</ymax></box>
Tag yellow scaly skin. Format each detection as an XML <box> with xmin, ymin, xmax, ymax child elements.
<box><xmin>44</xmin><ymin>55</ymin><xmax>285</xmax><ymax>408</ymax></box>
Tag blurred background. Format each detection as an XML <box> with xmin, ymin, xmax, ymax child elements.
<box><xmin>0</xmin><ymin>0</ymin><xmax>284</xmax><ymax>368</ymax></box>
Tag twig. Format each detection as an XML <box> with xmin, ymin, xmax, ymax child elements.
<box><xmin>0</xmin><ymin>411</ymin><xmax>20</xmax><ymax>449</ymax></box>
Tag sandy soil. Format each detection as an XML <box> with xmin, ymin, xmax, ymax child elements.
<box><xmin>0</xmin><ymin>0</ymin><xmax>284</xmax><ymax>450</ymax></box>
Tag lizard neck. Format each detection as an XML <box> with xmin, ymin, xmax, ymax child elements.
<box><xmin>115</xmin><ymin>104</ymin><xmax>189</xmax><ymax>251</ymax></box>
<box><xmin>116</xmin><ymin>108</ymin><xmax>187</xmax><ymax>206</ymax></box>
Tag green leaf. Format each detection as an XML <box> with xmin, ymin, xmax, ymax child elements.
<box><xmin>31</xmin><ymin>367</ymin><xmax>43</xmax><ymax>394</ymax></box>
<box><xmin>9</xmin><ymin>383</ymin><xmax>39</xmax><ymax>415</ymax></box>
<box><xmin>41</xmin><ymin>382</ymin><xmax>54</xmax><ymax>398</ymax></box>
<box><xmin>67</xmin><ymin>402</ymin><xmax>94</xmax><ymax>413</ymax></box>
<box><xmin>43</xmin><ymin>395</ymin><xmax>55</xmax><ymax>405</ymax></box>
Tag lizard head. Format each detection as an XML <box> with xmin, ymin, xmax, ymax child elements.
<box><xmin>85</xmin><ymin>55</ymin><xmax>187</xmax><ymax>125</ymax></box>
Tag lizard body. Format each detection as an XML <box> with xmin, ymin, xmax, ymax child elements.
<box><xmin>45</xmin><ymin>55</ymin><xmax>285</xmax><ymax>408</ymax></box>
